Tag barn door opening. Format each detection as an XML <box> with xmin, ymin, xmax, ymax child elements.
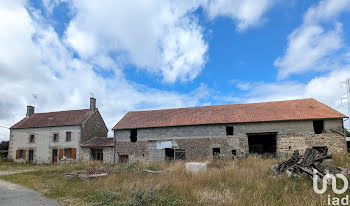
<box><xmin>248</xmin><ymin>133</ymin><xmax>277</xmax><ymax>155</ymax></box>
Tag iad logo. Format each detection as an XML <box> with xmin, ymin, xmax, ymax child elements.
<box><xmin>313</xmin><ymin>169</ymin><xmax>349</xmax><ymax>205</ymax></box>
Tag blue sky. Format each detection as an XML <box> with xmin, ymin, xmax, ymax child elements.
<box><xmin>1</xmin><ymin>0</ymin><xmax>350</xmax><ymax>140</ymax></box>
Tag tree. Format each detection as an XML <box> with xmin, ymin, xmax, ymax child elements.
<box><xmin>0</xmin><ymin>141</ymin><xmax>8</xmax><ymax>150</ymax></box>
<box><xmin>346</xmin><ymin>129</ymin><xmax>350</xmax><ymax>137</ymax></box>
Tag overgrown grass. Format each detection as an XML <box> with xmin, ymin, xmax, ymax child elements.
<box><xmin>1</xmin><ymin>154</ymin><xmax>350</xmax><ymax>205</ymax></box>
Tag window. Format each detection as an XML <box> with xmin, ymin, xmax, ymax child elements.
<box><xmin>226</xmin><ymin>126</ymin><xmax>234</xmax><ymax>135</ymax></box>
<box><xmin>232</xmin><ymin>150</ymin><xmax>237</xmax><ymax>157</ymax></box>
<box><xmin>64</xmin><ymin>148</ymin><xmax>72</xmax><ymax>158</ymax></box>
<box><xmin>119</xmin><ymin>154</ymin><xmax>129</xmax><ymax>163</ymax></box>
<box><xmin>29</xmin><ymin>135</ymin><xmax>35</xmax><ymax>143</ymax></box>
<box><xmin>213</xmin><ymin>148</ymin><xmax>220</xmax><ymax>157</ymax></box>
<box><xmin>66</xmin><ymin>132</ymin><xmax>72</xmax><ymax>141</ymax></box>
<box><xmin>313</xmin><ymin>120</ymin><xmax>324</xmax><ymax>134</ymax></box>
<box><xmin>91</xmin><ymin>149</ymin><xmax>103</xmax><ymax>161</ymax></box>
<box><xmin>16</xmin><ymin>150</ymin><xmax>25</xmax><ymax>159</ymax></box>
<box><xmin>130</xmin><ymin>129</ymin><xmax>137</xmax><ymax>142</ymax></box>
<box><xmin>53</xmin><ymin>133</ymin><xmax>58</xmax><ymax>142</ymax></box>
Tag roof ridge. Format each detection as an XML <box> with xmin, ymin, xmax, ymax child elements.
<box><xmin>127</xmin><ymin>98</ymin><xmax>315</xmax><ymax>113</ymax></box>
<box><xmin>33</xmin><ymin>108</ymin><xmax>90</xmax><ymax>115</ymax></box>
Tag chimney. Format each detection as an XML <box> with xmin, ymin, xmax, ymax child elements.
<box><xmin>90</xmin><ymin>97</ymin><xmax>96</xmax><ymax>111</ymax></box>
<box><xmin>26</xmin><ymin>106</ymin><xmax>34</xmax><ymax>117</ymax></box>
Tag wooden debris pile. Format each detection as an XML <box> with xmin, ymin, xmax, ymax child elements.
<box><xmin>64</xmin><ymin>167</ymin><xmax>110</xmax><ymax>180</ymax></box>
<box><xmin>269</xmin><ymin>146</ymin><xmax>349</xmax><ymax>178</ymax></box>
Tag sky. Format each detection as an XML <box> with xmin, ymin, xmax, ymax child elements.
<box><xmin>1</xmin><ymin>0</ymin><xmax>350</xmax><ymax>141</ymax></box>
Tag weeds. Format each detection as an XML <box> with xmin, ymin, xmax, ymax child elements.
<box><xmin>0</xmin><ymin>154</ymin><xmax>349</xmax><ymax>205</ymax></box>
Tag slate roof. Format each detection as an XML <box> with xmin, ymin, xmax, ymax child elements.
<box><xmin>113</xmin><ymin>98</ymin><xmax>347</xmax><ymax>130</ymax></box>
<box><xmin>11</xmin><ymin>109</ymin><xmax>93</xmax><ymax>129</ymax></box>
<box><xmin>81</xmin><ymin>137</ymin><xmax>114</xmax><ymax>147</ymax></box>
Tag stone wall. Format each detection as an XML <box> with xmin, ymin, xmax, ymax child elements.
<box><xmin>113</xmin><ymin>118</ymin><xmax>345</xmax><ymax>162</ymax></box>
<box><xmin>116</xmin><ymin>136</ymin><xmax>248</xmax><ymax>162</ymax></box>
<box><xmin>278</xmin><ymin>131</ymin><xmax>346</xmax><ymax>154</ymax></box>
<box><xmin>103</xmin><ymin>147</ymin><xmax>113</xmax><ymax>164</ymax></box>
<box><xmin>81</xmin><ymin>109</ymin><xmax>108</xmax><ymax>143</ymax></box>
<box><xmin>115</xmin><ymin>119</ymin><xmax>344</xmax><ymax>141</ymax></box>
<box><xmin>115</xmin><ymin>141</ymin><xmax>148</xmax><ymax>163</ymax></box>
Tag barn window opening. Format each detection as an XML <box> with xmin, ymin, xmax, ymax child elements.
<box><xmin>119</xmin><ymin>154</ymin><xmax>129</xmax><ymax>163</ymax></box>
<box><xmin>232</xmin><ymin>150</ymin><xmax>237</xmax><ymax>158</ymax></box>
<box><xmin>213</xmin><ymin>148</ymin><xmax>221</xmax><ymax>157</ymax></box>
<box><xmin>313</xmin><ymin>120</ymin><xmax>324</xmax><ymax>134</ymax></box>
<box><xmin>130</xmin><ymin>129</ymin><xmax>137</xmax><ymax>142</ymax></box>
<box><xmin>347</xmin><ymin>141</ymin><xmax>350</xmax><ymax>153</ymax></box>
<box><xmin>248</xmin><ymin>133</ymin><xmax>277</xmax><ymax>155</ymax></box>
<box><xmin>29</xmin><ymin>135</ymin><xmax>35</xmax><ymax>143</ymax></box>
<box><xmin>226</xmin><ymin>126</ymin><xmax>234</xmax><ymax>135</ymax></box>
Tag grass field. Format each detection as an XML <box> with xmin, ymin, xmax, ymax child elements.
<box><xmin>1</xmin><ymin>154</ymin><xmax>350</xmax><ymax>206</ymax></box>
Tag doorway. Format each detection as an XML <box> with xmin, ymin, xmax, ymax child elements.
<box><xmin>52</xmin><ymin>149</ymin><xmax>58</xmax><ymax>163</ymax></box>
<box><xmin>165</xmin><ymin>148</ymin><xmax>174</xmax><ymax>161</ymax></box>
<box><xmin>248</xmin><ymin>133</ymin><xmax>277</xmax><ymax>155</ymax></box>
<box><xmin>28</xmin><ymin>150</ymin><xmax>34</xmax><ymax>163</ymax></box>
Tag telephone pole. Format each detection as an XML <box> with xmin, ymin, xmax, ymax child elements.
<box><xmin>341</xmin><ymin>79</ymin><xmax>350</xmax><ymax>129</ymax></box>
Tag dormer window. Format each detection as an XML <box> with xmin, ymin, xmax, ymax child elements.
<box><xmin>29</xmin><ymin>135</ymin><xmax>35</xmax><ymax>143</ymax></box>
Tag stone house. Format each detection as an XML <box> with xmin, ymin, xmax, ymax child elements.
<box><xmin>8</xmin><ymin>98</ymin><xmax>111</xmax><ymax>163</ymax></box>
<box><xmin>112</xmin><ymin>98</ymin><xmax>347</xmax><ymax>163</ymax></box>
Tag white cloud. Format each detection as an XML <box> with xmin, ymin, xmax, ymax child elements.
<box><xmin>0</xmin><ymin>0</ymin><xmax>278</xmax><ymax>140</ymax></box>
<box><xmin>275</xmin><ymin>0</ymin><xmax>350</xmax><ymax>79</ymax></box>
<box><xmin>64</xmin><ymin>0</ymin><xmax>276</xmax><ymax>83</ymax></box>
<box><xmin>64</xmin><ymin>0</ymin><xmax>208</xmax><ymax>83</ymax></box>
<box><xmin>204</xmin><ymin>0</ymin><xmax>274</xmax><ymax>31</ymax></box>
<box><xmin>0</xmin><ymin>0</ymin><xmax>209</xmax><ymax>141</ymax></box>
<box><xmin>231</xmin><ymin>69</ymin><xmax>350</xmax><ymax>128</ymax></box>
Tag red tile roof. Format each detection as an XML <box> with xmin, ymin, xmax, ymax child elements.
<box><xmin>11</xmin><ymin>109</ymin><xmax>93</xmax><ymax>129</ymax></box>
<box><xmin>113</xmin><ymin>98</ymin><xmax>347</xmax><ymax>130</ymax></box>
<box><xmin>81</xmin><ymin>137</ymin><xmax>113</xmax><ymax>147</ymax></box>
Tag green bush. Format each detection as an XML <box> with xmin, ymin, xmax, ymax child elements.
<box><xmin>0</xmin><ymin>150</ymin><xmax>8</xmax><ymax>158</ymax></box>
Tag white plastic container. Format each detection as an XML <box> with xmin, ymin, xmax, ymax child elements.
<box><xmin>185</xmin><ymin>162</ymin><xmax>207</xmax><ymax>174</ymax></box>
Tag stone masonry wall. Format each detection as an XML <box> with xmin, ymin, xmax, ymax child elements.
<box><xmin>278</xmin><ymin>131</ymin><xmax>346</xmax><ymax>154</ymax></box>
<box><xmin>114</xmin><ymin>118</ymin><xmax>345</xmax><ymax>162</ymax></box>
<box><xmin>116</xmin><ymin>136</ymin><xmax>248</xmax><ymax>162</ymax></box>
<box><xmin>81</xmin><ymin>109</ymin><xmax>108</xmax><ymax>144</ymax></box>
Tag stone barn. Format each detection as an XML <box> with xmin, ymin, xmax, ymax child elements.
<box><xmin>112</xmin><ymin>98</ymin><xmax>347</xmax><ymax>163</ymax></box>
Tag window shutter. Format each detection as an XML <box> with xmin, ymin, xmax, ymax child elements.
<box><xmin>16</xmin><ymin>150</ymin><xmax>19</xmax><ymax>159</ymax></box>
<box><xmin>22</xmin><ymin>150</ymin><xmax>26</xmax><ymax>159</ymax></box>
<box><xmin>59</xmin><ymin>149</ymin><xmax>63</xmax><ymax>159</ymax></box>
<box><xmin>72</xmin><ymin>148</ymin><xmax>76</xmax><ymax>159</ymax></box>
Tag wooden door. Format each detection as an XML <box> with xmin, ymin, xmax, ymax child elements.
<box><xmin>52</xmin><ymin>149</ymin><xmax>58</xmax><ymax>163</ymax></box>
<box><xmin>28</xmin><ymin>150</ymin><xmax>34</xmax><ymax>163</ymax></box>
